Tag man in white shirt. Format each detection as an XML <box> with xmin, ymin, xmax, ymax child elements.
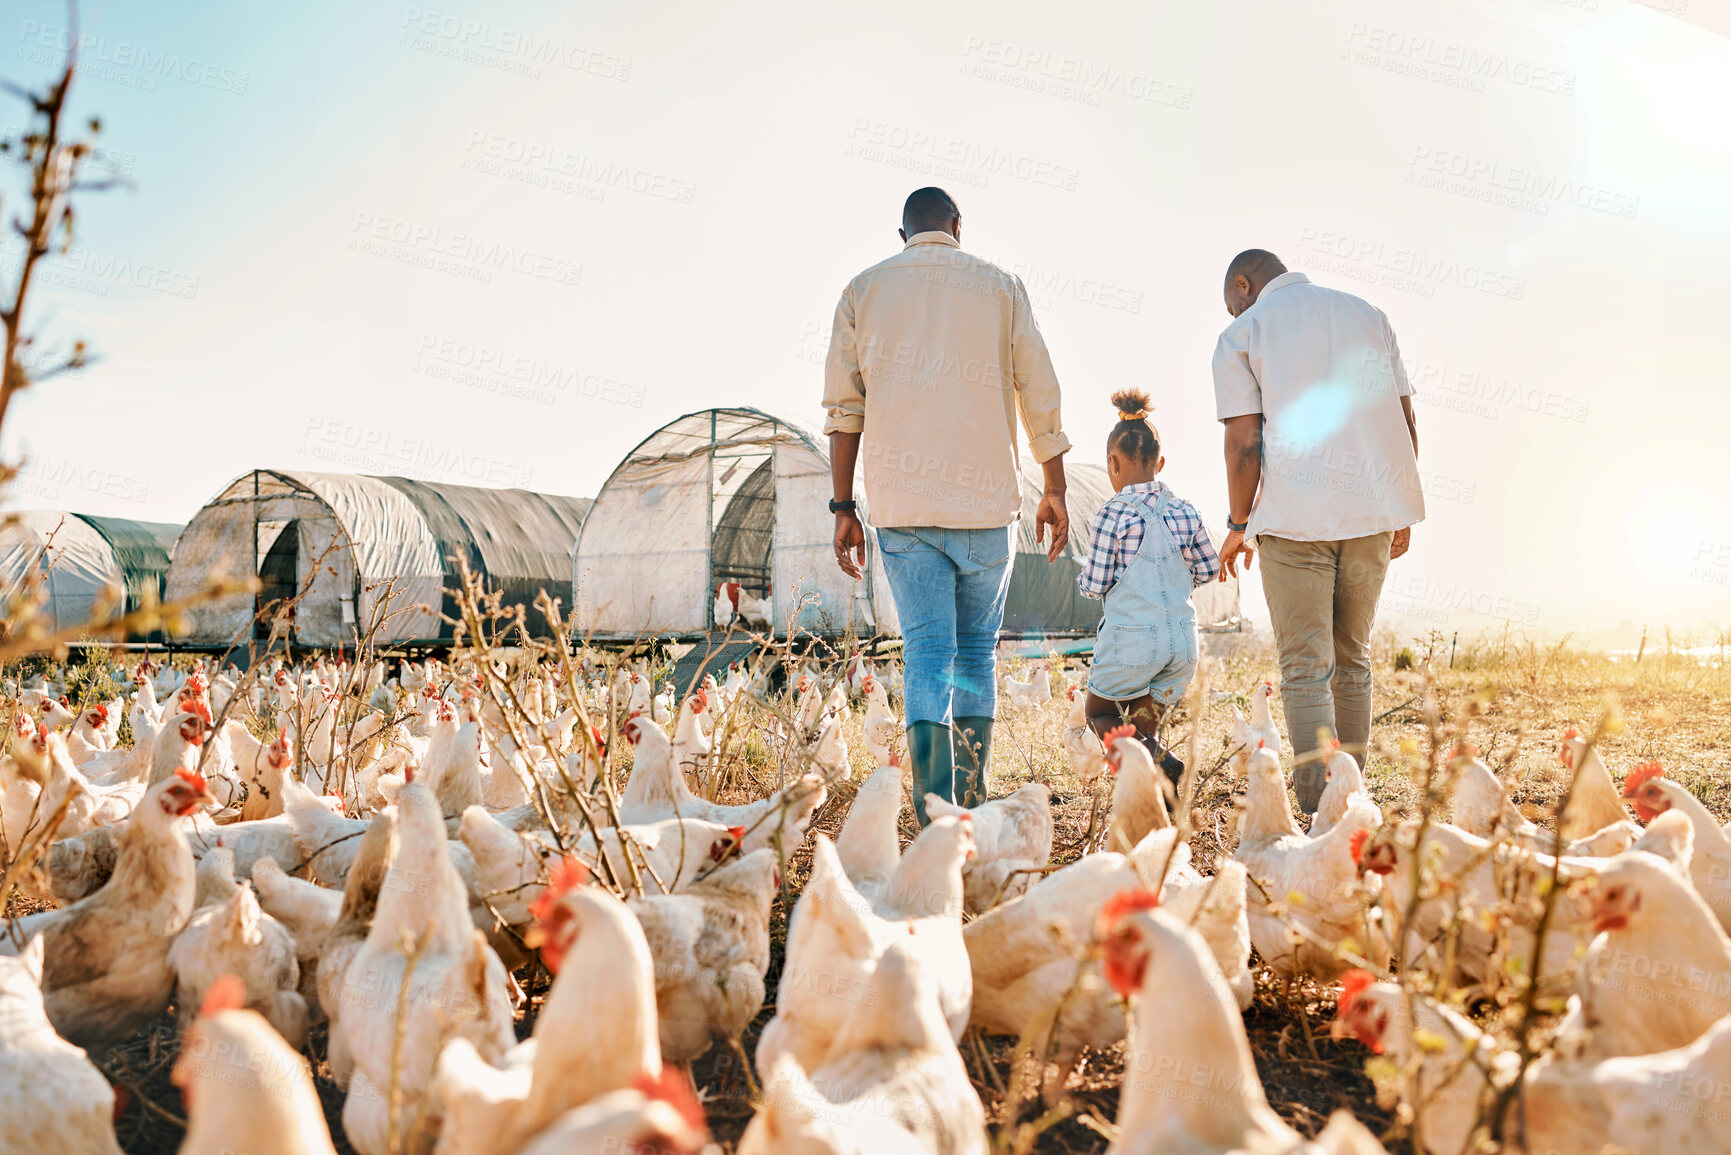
<box><xmin>1210</xmin><ymin>249</ymin><xmax>1423</xmax><ymax>814</ymax></box>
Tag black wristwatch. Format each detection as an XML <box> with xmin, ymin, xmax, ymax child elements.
<box><xmin>829</xmin><ymin>499</ymin><xmax>857</xmax><ymax>514</ymax></box>
<box><xmin>1226</xmin><ymin>516</ymin><xmax>1248</xmax><ymax>533</ymax></box>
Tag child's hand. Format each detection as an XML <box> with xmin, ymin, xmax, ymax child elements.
<box><xmin>1219</xmin><ymin>530</ymin><xmax>1255</xmax><ymax>579</ymax></box>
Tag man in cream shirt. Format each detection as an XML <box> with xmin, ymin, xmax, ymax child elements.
<box><xmin>824</xmin><ymin>187</ymin><xmax>1070</xmax><ymax>822</ymax></box>
<box><xmin>1211</xmin><ymin>249</ymin><xmax>1423</xmax><ymax>815</ymax></box>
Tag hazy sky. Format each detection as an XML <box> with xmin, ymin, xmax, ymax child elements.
<box><xmin>2</xmin><ymin>0</ymin><xmax>1728</xmax><ymax>640</ymax></box>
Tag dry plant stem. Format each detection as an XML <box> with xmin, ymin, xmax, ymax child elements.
<box><xmin>386</xmin><ymin>925</ymin><xmax>432</xmax><ymax>1155</ymax></box>
<box><xmin>1491</xmin><ymin>715</ymin><xmax>1613</xmax><ymax>1150</ymax></box>
<box><xmin>0</xmin><ymin>784</ymin><xmax>73</xmax><ymax>946</ymax></box>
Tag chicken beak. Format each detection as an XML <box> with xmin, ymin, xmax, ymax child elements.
<box><xmin>1328</xmin><ymin>1018</ymin><xmax>1351</xmax><ymax>1043</ymax></box>
<box><xmin>522</xmin><ymin>924</ymin><xmax>547</xmax><ymax>950</ymax></box>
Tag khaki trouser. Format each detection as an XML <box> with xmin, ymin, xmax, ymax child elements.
<box><xmin>1257</xmin><ymin>532</ymin><xmax>1393</xmax><ymax>813</ymax></box>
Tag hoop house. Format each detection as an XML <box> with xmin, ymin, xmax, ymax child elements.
<box><xmin>573</xmin><ymin>408</ymin><xmax>890</xmax><ymax>640</ymax></box>
<box><xmin>572</xmin><ymin>406</ymin><xmax>1237</xmax><ymax>642</ymax></box>
<box><xmin>0</xmin><ymin>510</ymin><xmax>181</xmax><ymax>637</ymax></box>
<box><xmin>165</xmin><ymin>470</ymin><xmax>590</xmax><ymax>648</ymax></box>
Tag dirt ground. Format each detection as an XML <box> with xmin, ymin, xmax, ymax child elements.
<box><xmin>34</xmin><ymin>627</ymin><xmax>1731</xmax><ymax>1153</ymax></box>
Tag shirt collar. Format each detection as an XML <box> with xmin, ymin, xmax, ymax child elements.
<box><xmin>903</xmin><ymin>230</ymin><xmax>960</xmax><ymax>250</ymax></box>
<box><xmin>1261</xmin><ymin>270</ymin><xmax>1311</xmax><ymax>296</ymax></box>
<box><xmin>1120</xmin><ymin>480</ymin><xmax>1166</xmax><ymax>497</ymax></box>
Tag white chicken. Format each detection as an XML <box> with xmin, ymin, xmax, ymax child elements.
<box><xmin>629</xmin><ymin>847</ymin><xmax>779</xmax><ymax>1063</ymax></box>
<box><xmin>965</xmin><ymin>825</ymin><xmax>1253</xmax><ymax>1103</ymax></box>
<box><xmin>620</xmin><ymin>715</ymin><xmax>825</xmax><ymax>855</ymax></box>
<box><xmin>174</xmin><ymin>974</ymin><xmax>340</xmax><ymax>1155</ymax></box>
<box><xmin>434</xmin><ymin>860</ymin><xmax>684</xmax><ymax>1155</ymax></box>
<box><xmin>756</xmin><ymin>831</ymin><xmax>973</xmax><ymax>1076</ymax></box>
<box><xmin>0</xmin><ymin>935</ymin><xmax>123</xmax><ymax>1155</ymax></box>
<box><xmin>1002</xmin><ymin>660</ymin><xmax>1051</xmax><ymax>710</ymax></box>
<box><xmin>0</xmin><ymin>769</ymin><xmax>215</xmax><ymax>1047</ymax></box>
<box><xmin>1226</xmin><ymin>680</ymin><xmax>1283</xmax><ymax>777</ymax></box>
<box><xmin>1231</xmin><ymin>744</ymin><xmax>1386</xmax><ymax>982</ymax></box>
<box><xmin>925</xmin><ymin>782</ymin><xmax>1053</xmax><ymax>915</ymax></box>
<box><xmin>1560</xmin><ymin>821</ymin><xmax>1731</xmax><ymax>1060</ymax></box>
<box><xmin>1062</xmin><ymin>685</ymin><xmax>1105</xmax><ymax>784</ymax></box>
<box><xmin>1622</xmin><ymin>761</ymin><xmax>1731</xmax><ymax>933</ymax></box>
<box><xmin>336</xmin><ymin>782</ymin><xmax>517</xmax><ymax>1155</ymax></box>
<box><xmin>670</xmin><ymin>689</ymin><xmax>713</xmax><ymax>786</ymax></box>
<box><xmin>740</xmin><ymin>943</ymin><xmax>988</xmax><ymax>1155</ymax></box>
<box><xmin>1102</xmin><ymin>896</ymin><xmax>1388</xmax><ymax>1155</ymax></box>
<box><xmin>1557</xmin><ymin>726</ymin><xmax>1637</xmax><ymax>842</ymax></box>
<box><xmin>167</xmin><ymin>850</ymin><xmax>307</xmax><ymax>1048</ymax></box>
<box><xmin>1310</xmin><ymin>746</ymin><xmax>1382</xmax><ymax>837</ymax></box>
<box><xmin>860</xmin><ymin>673</ymin><xmax>899</xmax><ymax>767</ymax></box>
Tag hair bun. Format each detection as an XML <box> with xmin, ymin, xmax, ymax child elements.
<box><xmin>1110</xmin><ymin>388</ymin><xmax>1152</xmax><ymax>423</ymax></box>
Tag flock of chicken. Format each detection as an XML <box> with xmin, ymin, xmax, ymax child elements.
<box><xmin>0</xmin><ymin>650</ymin><xmax>1725</xmax><ymax>1153</ymax></box>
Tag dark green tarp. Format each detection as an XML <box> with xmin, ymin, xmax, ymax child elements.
<box><xmin>374</xmin><ymin>478</ymin><xmax>591</xmax><ymax>639</ymax></box>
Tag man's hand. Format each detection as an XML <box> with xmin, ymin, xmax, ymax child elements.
<box><xmin>1218</xmin><ymin>529</ymin><xmax>1255</xmax><ymax>580</ymax></box>
<box><xmin>1035</xmin><ymin>490</ymin><xmax>1069</xmax><ymax>562</ymax></box>
<box><xmin>1389</xmin><ymin>526</ymin><xmax>1411</xmax><ymax>560</ymax></box>
<box><xmin>834</xmin><ymin>512</ymin><xmax>867</xmax><ymax>579</ymax></box>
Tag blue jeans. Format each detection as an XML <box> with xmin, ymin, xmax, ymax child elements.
<box><xmin>876</xmin><ymin>526</ymin><xmax>1015</xmax><ymax>726</ymax></box>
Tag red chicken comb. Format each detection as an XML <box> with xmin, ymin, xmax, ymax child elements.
<box><xmin>691</xmin><ymin>690</ymin><xmax>707</xmax><ymax>713</ymax></box>
<box><xmin>633</xmin><ymin>1066</ymin><xmax>707</xmax><ymax>1136</ymax></box>
<box><xmin>174</xmin><ymin>767</ymin><xmax>208</xmax><ymax>795</ymax></box>
<box><xmin>199</xmin><ymin>974</ymin><xmax>246</xmax><ymax>1018</ymax></box>
<box><xmin>1349</xmin><ymin>827</ymin><xmax>1371</xmax><ymax>865</ymax></box>
<box><xmin>1097</xmin><ymin>887</ymin><xmax>1161</xmax><ymax>939</ymax></box>
<box><xmin>529</xmin><ymin>856</ymin><xmax>591</xmax><ymax>927</ymax></box>
<box><xmin>1336</xmin><ymin>970</ymin><xmax>1380</xmax><ymax>1052</ymax></box>
<box><xmin>727</xmin><ymin>824</ymin><xmax>746</xmax><ymax>842</ymax></box>
<box><xmin>1451</xmin><ymin>741</ymin><xmax>1479</xmax><ymax>759</ymax></box>
<box><xmin>1622</xmin><ymin>761</ymin><xmax>1667</xmax><ymax>822</ymax></box>
<box><xmin>1101</xmin><ymin>722</ymin><xmax>1137</xmax><ymax>759</ymax></box>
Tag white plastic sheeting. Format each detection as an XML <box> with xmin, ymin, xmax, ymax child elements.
<box><xmin>0</xmin><ymin>511</ymin><xmax>124</xmax><ymax>633</ymax></box>
<box><xmin>167</xmin><ymin>470</ymin><xmax>443</xmax><ymax>647</ymax></box>
<box><xmin>573</xmin><ymin>453</ymin><xmax>713</xmax><ymax>636</ymax></box>
<box><xmin>574</xmin><ymin>408</ymin><xmax>894</xmax><ymax>640</ymax></box>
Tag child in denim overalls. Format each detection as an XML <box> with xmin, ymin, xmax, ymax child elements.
<box><xmin>1076</xmin><ymin>389</ymin><xmax>1221</xmax><ymax>781</ymax></box>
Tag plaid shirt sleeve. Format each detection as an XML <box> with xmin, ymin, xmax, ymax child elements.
<box><xmin>1163</xmin><ymin>498</ymin><xmax>1222</xmax><ymax>588</ymax></box>
<box><xmin>1076</xmin><ymin>497</ymin><xmax>1144</xmax><ymax>599</ymax></box>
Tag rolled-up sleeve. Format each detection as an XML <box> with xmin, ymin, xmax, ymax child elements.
<box><xmin>1009</xmin><ymin>277</ymin><xmax>1071</xmax><ymax>463</ymax></box>
<box><xmin>1212</xmin><ymin>324</ymin><xmax>1262</xmax><ymax>421</ymax></box>
<box><xmin>1381</xmin><ymin>311</ymin><xmax>1415</xmax><ymax>397</ymax></box>
<box><xmin>822</xmin><ymin>284</ymin><xmax>865</xmax><ymax>435</ymax></box>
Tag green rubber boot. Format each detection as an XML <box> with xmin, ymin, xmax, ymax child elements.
<box><xmin>908</xmin><ymin>721</ymin><xmax>955</xmax><ymax>827</ymax></box>
<box><xmin>952</xmin><ymin>716</ymin><xmax>994</xmax><ymax>808</ymax></box>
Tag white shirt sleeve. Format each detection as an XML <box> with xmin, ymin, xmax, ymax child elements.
<box><xmin>1211</xmin><ymin>323</ymin><xmax>1262</xmax><ymax>421</ymax></box>
<box><xmin>1380</xmin><ymin>310</ymin><xmax>1415</xmax><ymax>397</ymax></box>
